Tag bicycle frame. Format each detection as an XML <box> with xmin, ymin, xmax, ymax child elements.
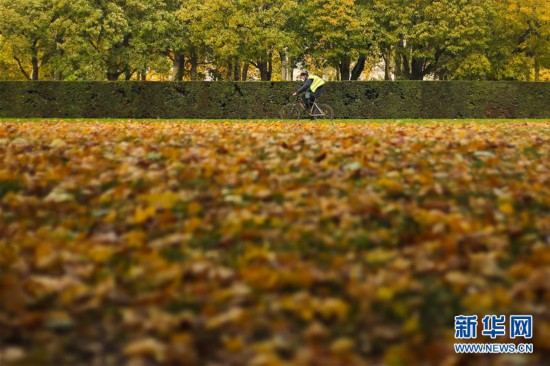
<box><xmin>280</xmin><ymin>96</ymin><xmax>333</xmax><ymax>120</ymax></box>
<box><xmin>296</xmin><ymin>96</ymin><xmax>325</xmax><ymax>118</ymax></box>
<box><xmin>307</xmin><ymin>102</ymin><xmax>327</xmax><ymax>118</ymax></box>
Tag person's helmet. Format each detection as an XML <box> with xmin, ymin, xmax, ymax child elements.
<box><xmin>299</xmin><ymin>71</ymin><xmax>309</xmax><ymax>77</ymax></box>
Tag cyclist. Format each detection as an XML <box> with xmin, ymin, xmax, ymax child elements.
<box><xmin>292</xmin><ymin>71</ymin><xmax>325</xmax><ymax>109</ymax></box>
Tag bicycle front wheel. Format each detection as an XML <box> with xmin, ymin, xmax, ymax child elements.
<box><xmin>279</xmin><ymin>104</ymin><xmax>302</xmax><ymax>119</ymax></box>
<box><xmin>316</xmin><ymin>104</ymin><xmax>334</xmax><ymax>120</ymax></box>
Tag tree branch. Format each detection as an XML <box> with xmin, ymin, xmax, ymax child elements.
<box><xmin>13</xmin><ymin>56</ymin><xmax>31</xmax><ymax>80</ymax></box>
<box><xmin>89</xmin><ymin>40</ymin><xmax>99</xmax><ymax>52</ymax></box>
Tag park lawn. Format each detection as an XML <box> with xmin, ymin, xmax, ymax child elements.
<box><xmin>0</xmin><ymin>120</ymin><xmax>549</xmax><ymax>365</ymax></box>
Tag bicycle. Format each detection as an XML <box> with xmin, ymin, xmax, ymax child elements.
<box><xmin>279</xmin><ymin>96</ymin><xmax>334</xmax><ymax>120</ymax></box>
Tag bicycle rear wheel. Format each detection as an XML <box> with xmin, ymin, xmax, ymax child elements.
<box><xmin>316</xmin><ymin>104</ymin><xmax>334</xmax><ymax>120</ymax></box>
<box><xmin>279</xmin><ymin>104</ymin><xmax>302</xmax><ymax>119</ymax></box>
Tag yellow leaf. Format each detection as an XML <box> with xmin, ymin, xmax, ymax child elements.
<box><xmin>376</xmin><ymin>286</ymin><xmax>395</xmax><ymax>301</ymax></box>
<box><xmin>184</xmin><ymin>217</ymin><xmax>203</xmax><ymax>233</ymax></box>
<box><xmin>376</xmin><ymin>177</ymin><xmax>402</xmax><ymax>192</ymax></box>
<box><xmin>34</xmin><ymin>242</ymin><xmax>57</xmax><ymax>269</ymax></box>
<box><xmin>223</xmin><ymin>336</ymin><xmax>244</xmax><ymax>352</ymax></box>
<box><xmin>206</xmin><ymin>307</ymin><xmax>246</xmax><ymax>329</ymax></box>
<box><xmin>134</xmin><ymin>205</ymin><xmax>156</xmax><ymax>223</ymax></box>
<box><xmin>88</xmin><ymin>246</ymin><xmax>116</xmax><ymax>262</ymax></box>
<box><xmin>317</xmin><ymin>298</ymin><xmax>349</xmax><ymax>322</ymax></box>
<box><xmin>498</xmin><ymin>202</ymin><xmax>514</xmax><ymax>215</ymax></box>
<box><xmin>330</xmin><ymin>338</ymin><xmax>355</xmax><ymax>355</ymax></box>
<box><xmin>187</xmin><ymin>201</ymin><xmax>202</xmax><ymax>215</ymax></box>
<box><xmin>124</xmin><ymin>338</ymin><xmax>166</xmax><ymax>361</ymax></box>
<box><xmin>143</xmin><ymin>192</ymin><xmax>180</xmax><ymax>209</ymax></box>
<box><xmin>123</xmin><ymin>230</ymin><xmax>147</xmax><ymax>247</ymax></box>
<box><xmin>402</xmin><ymin>315</ymin><xmax>420</xmax><ymax>334</ymax></box>
<box><xmin>30</xmin><ymin>275</ymin><xmax>78</xmax><ymax>294</ymax></box>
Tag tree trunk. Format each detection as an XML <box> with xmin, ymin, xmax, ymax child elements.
<box><xmin>255</xmin><ymin>52</ymin><xmax>273</xmax><ymax>81</ymax></box>
<box><xmin>173</xmin><ymin>51</ymin><xmax>185</xmax><ymax>81</ymax></box>
<box><xmin>268</xmin><ymin>52</ymin><xmax>273</xmax><ymax>80</ymax></box>
<box><xmin>124</xmin><ymin>68</ymin><xmax>134</xmax><ymax>80</ymax></box>
<box><xmin>394</xmin><ymin>36</ymin><xmax>406</xmax><ymax>79</ymax></box>
<box><xmin>287</xmin><ymin>56</ymin><xmax>294</xmax><ymax>80</ymax></box>
<box><xmin>534</xmin><ymin>56</ymin><xmax>540</xmax><ymax>82</ymax></box>
<box><xmin>256</xmin><ymin>62</ymin><xmax>264</xmax><ymax>80</ymax></box>
<box><xmin>53</xmin><ymin>70</ymin><xmax>62</xmax><ymax>81</ymax></box>
<box><xmin>257</xmin><ymin>61</ymin><xmax>271</xmax><ymax>81</ymax></box>
<box><xmin>226</xmin><ymin>61</ymin><xmax>233</xmax><ymax>80</ymax></box>
<box><xmin>383</xmin><ymin>53</ymin><xmax>391</xmax><ymax>80</ymax></box>
<box><xmin>190</xmin><ymin>49</ymin><xmax>198</xmax><ymax>80</ymax></box>
<box><xmin>351</xmin><ymin>55</ymin><xmax>366</xmax><ymax>80</ymax></box>
<box><xmin>280</xmin><ymin>51</ymin><xmax>288</xmax><ymax>80</ymax></box>
<box><xmin>119</xmin><ymin>34</ymin><xmax>132</xmax><ymax>81</ymax></box>
<box><xmin>410</xmin><ymin>57</ymin><xmax>425</xmax><ymax>80</ymax></box>
<box><xmin>52</xmin><ymin>69</ymin><xmax>62</xmax><ymax>81</ymax></box>
<box><xmin>53</xmin><ymin>48</ymin><xmax>64</xmax><ymax>80</ymax></box>
<box><xmin>394</xmin><ymin>54</ymin><xmax>403</xmax><ymax>79</ymax></box>
<box><xmin>242</xmin><ymin>62</ymin><xmax>249</xmax><ymax>81</ymax></box>
<box><xmin>338</xmin><ymin>56</ymin><xmax>351</xmax><ymax>80</ymax></box>
<box><xmin>233</xmin><ymin>61</ymin><xmax>241</xmax><ymax>81</ymax></box>
<box><xmin>107</xmin><ymin>69</ymin><xmax>122</xmax><ymax>80</ymax></box>
<box><xmin>31</xmin><ymin>41</ymin><xmax>39</xmax><ymax>80</ymax></box>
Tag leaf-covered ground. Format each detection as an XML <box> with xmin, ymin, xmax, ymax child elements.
<box><xmin>1</xmin><ymin>120</ymin><xmax>549</xmax><ymax>366</ymax></box>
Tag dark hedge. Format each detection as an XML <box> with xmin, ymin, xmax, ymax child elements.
<box><xmin>0</xmin><ymin>81</ymin><xmax>548</xmax><ymax>119</ymax></box>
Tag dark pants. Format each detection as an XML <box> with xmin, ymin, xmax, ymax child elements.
<box><xmin>302</xmin><ymin>86</ymin><xmax>324</xmax><ymax>109</ymax></box>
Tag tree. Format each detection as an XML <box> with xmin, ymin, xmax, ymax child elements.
<box><xmin>2</xmin><ymin>0</ymin><xmax>547</xmax><ymax>81</ymax></box>
<box><xmin>238</xmin><ymin>0</ymin><xmax>298</xmax><ymax>81</ymax></box>
<box><xmin>185</xmin><ymin>0</ymin><xmax>298</xmax><ymax>81</ymax></box>
<box><xmin>488</xmin><ymin>0</ymin><xmax>550</xmax><ymax>81</ymax></box>
<box><xmin>372</xmin><ymin>0</ymin><xmax>493</xmax><ymax>80</ymax></box>
<box><xmin>304</xmin><ymin>0</ymin><xmax>373</xmax><ymax>80</ymax></box>
<box><xmin>172</xmin><ymin>0</ymin><xmax>215</xmax><ymax>81</ymax></box>
<box><xmin>57</xmin><ymin>0</ymin><xmax>167</xmax><ymax>80</ymax></box>
<box><xmin>0</xmin><ymin>0</ymin><xmax>70</xmax><ymax>80</ymax></box>
<box><xmin>176</xmin><ymin>0</ymin><xmax>237</xmax><ymax>80</ymax></box>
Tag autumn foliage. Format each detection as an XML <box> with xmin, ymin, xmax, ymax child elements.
<box><xmin>1</xmin><ymin>120</ymin><xmax>549</xmax><ymax>365</ymax></box>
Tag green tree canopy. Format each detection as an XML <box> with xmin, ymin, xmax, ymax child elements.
<box><xmin>372</xmin><ymin>0</ymin><xmax>494</xmax><ymax>80</ymax></box>
<box><xmin>1</xmin><ymin>0</ymin><xmax>548</xmax><ymax>81</ymax></box>
<box><xmin>0</xmin><ymin>0</ymin><xmax>71</xmax><ymax>80</ymax></box>
<box><xmin>304</xmin><ymin>0</ymin><xmax>374</xmax><ymax>80</ymax></box>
